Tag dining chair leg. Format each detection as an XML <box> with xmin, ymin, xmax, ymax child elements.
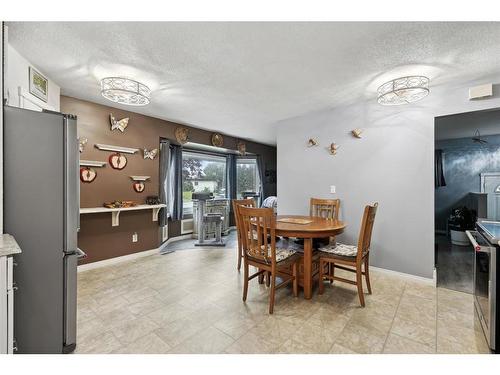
<box><xmin>318</xmin><ymin>259</ymin><xmax>325</xmax><ymax>295</ymax></box>
<box><xmin>237</xmin><ymin>243</ymin><xmax>242</xmax><ymax>271</ymax></box>
<box><xmin>265</xmin><ymin>271</ymin><xmax>271</xmax><ymax>287</ymax></box>
<box><xmin>356</xmin><ymin>264</ymin><xmax>365</xmax><ymax>307</ymax></box>
<box><xmin>364</xmin><ymin>256</ymin><xmax>372</xmax><ymax>294</ymax></box>
<box><xmin>269</xmin><ymin>273</ymin><xmax>276</xmax><ymax>314</ymax></box>
<box><xmin>258</xmin><ymin>270</ymin><xmax>264</xmax><ymax>284</ymax></box>
<box><xmin>329</xmin><ymin>263</ymin><xmax>335</xmax><ymax>284</ymax></box>
<box><xmin>292</xmin><ymin>261</ymin><xmax>298</xmax><ymax>297</ymax></box>
<box><xmin>243</xmin><ymin>261</ymin><xmax>249</xmax><ymax>302</ymax></box>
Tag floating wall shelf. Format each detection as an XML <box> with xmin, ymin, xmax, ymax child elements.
<box><xmin>80</xmin><ymin>160</ymin><xmax>107</xmax><ymax>167</ymax></box>
<box><xmin>80</xmin><ymin>204</ymin><xmax>167</xmax><ymax>227</ymax></box>
<box><xmin>94</xmin><ymin>143</ymin><xmax>139</xmax><ymax>154</ymax></box>
<box><xmin>130</xmin><ymin>176</ymin><xmax>151</xmax><ymax>181</ymax></box>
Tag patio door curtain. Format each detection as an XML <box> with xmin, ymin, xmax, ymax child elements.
<box><xmin>159</xmin><ymin>139</ymin><xmax>170</xmax><ymax>226</ymax></box>
<box><xmin>169</xmin><ymin>144</ymin><xmax>183</xmax><ymax>221</ymax></box>
<box><xmin>256</xmin><ymin>155</ymin><xmax>266</xmax><ymax>205</ymax></box>
<box><xmin>226</xmin><ymin>153</ymin><xmax>237</xmax><ymax>204</ymax></box>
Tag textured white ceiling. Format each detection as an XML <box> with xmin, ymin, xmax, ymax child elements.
<box><xmin>7</xmin><ymin>22</ymin><xmax>500</xmax><ymax>145</ymax></box>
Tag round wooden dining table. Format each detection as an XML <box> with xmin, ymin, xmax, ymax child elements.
<box><xmin>273</xmin><ymin>215</ymin><xmax>346</xmax><ymax>299</ymax></box>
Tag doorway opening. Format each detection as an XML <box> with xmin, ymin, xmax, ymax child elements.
<box><xmin>434</xmin><ymin>107</ymin><xmax>500</xmax><ymax>293</ymax></box>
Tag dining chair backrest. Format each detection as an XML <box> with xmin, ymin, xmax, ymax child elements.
<box><xmin>238</xmin><ymin>206</ymin><xmax>277</xmax><ymax>265</ymax></box>
<box><xmin>310</xmin><ymin>198</ymin><xmax>340</xmax><ymax>220</ymax></box>
<box><xmin>232</xmin><ymin>199</ymin><xmax>256</xmax><ymax>245</ymax></box>
<box><xmin>356</xmin><ymin>202</ymin><xmax>379</xmax><ymax>258</ymax></box>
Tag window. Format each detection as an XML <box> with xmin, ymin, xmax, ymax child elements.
<box><xmin>182</xmin><ymin>151</ymin><xmax>227</xmax><ymax>216</ymax></box>
<box><xmin>236</xmin><ymin>158</ymin><xmax>261</xmax><ymax>199</ymax></box>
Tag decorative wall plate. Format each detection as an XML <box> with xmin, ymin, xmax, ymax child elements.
<box><xmin>79</xmin><ymin>137</ymin><xmax>88</xmax><ymax>153</ymax></box>
<box><xmin>133</xmin><ymin>181</ymin><xmax>145</xmax><ymax>193</ymax></box>
<box><xmin>109</xmin><ymin>113</ymin><xmax>129</xmax><ymax>132</ymax></box>
<box><xmin>143</xmin><ymin>148</ymin><xmax>158</xmax><ymax>160</ymax></box>
<box><xmin>237</xmin><ymin>141</ymin><xmax>246</xmax><ymax>156</ymax></box>
<box><xmin>175</xmin><ymin>127</ymin><xmax>189</xmax><ymax>144</ymax></box>
<box><xmin>80</xmin><ymin>167</ymin><xmax>97</xmax><ymax>183</ymax></box>
<box><xmin>211</xmin><ymin>133</ymin><xmax>224</xmax><ymax>147</ymax></box>
<box><xmin>109</xmin><ymin>152</ymin><xmax>128</xmax><ymax>170</ymax></box>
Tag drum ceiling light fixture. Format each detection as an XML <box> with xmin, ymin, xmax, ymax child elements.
<box><xmin>100</xmin><ymin>77</ymin><xmax>151</xmax><ymax>106</ymax></box>
<box><xmin>377</xmin><ymin>76</ymin><xmax>429</xmax><ymax>106</ymax></box>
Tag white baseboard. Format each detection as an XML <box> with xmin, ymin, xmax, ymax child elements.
<box><xmin>77</xmin><ymin>248</ymin><xmax>159</xmax><ymax>272</ymax></box>
<box><xmin>370</xmin><ymin>265</ymin><xmax>436</xmax><ymax>286</ymax></box>
<box><xmin>78</xmin><ymin>234</ymin><xmax>194</xmax><ymax>272</ymax></box>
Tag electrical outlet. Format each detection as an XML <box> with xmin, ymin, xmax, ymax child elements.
<box><xmin>330</xmin><ymin>185</ymin><xmax>336</xmax><ymax>194</ymax></box>
<box><xmin>132</xmin><ymin>232</ymin><xmax>138</xmax><ymax>243</ymax></box>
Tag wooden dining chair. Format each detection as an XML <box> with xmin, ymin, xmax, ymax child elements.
<box><xmin>318</xmin><ymin>202</ymin><xmax>378</xmax><ymax>307</ymax></box>
<box><xmin>232</xmin><ymin>198</ymin><xmax>256</xmax><ymax>271</ymax></box>
<box><xmin>238</xmin><ymin>205</ymin><xmax>300</xmax><ymax>314</ymax></box>
<box><xmin>310</xmin><ymin>197</ymin><xmax>340</xmax><ymax>246</ymax></box>
<box><xmin>310</xmin><ymin>198</ymin><xmax>340</xmax><ymax>220</ymax></box>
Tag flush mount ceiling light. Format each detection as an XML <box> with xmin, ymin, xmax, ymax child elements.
<box><xmin>100</xmin><ymin>77</ymin><xmax>151</xmax><ymax>106</ymax></box>
<box><xmin>377</xmin><ymin>76</ymin><xmax>429</xmax><ymax>106</ymax></box>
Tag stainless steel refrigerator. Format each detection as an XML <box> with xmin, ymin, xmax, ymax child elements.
<box><xmin>3</xmin><ymin>105</ymin><xmax>80</xmax><ymax>354</ymax></box>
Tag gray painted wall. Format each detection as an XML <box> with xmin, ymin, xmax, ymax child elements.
<box><xmin>276</xmin><ymin>74</ymin><xmax>500</xmax><ymax>279</ymax></box>
<box><xmin>435</xmin><ymin>133</ymin><xmax>500</xmax><ymax>231</ymax></box>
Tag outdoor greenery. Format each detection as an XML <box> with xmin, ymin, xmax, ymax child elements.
<box><xmin>181</xmin><ymin>153</ymin><xmax>260</xmax><ymax>212</ymax></box>
<box><xmin>236</xmin><ymin>162</ymin><xmax>258</xmax><ymax>197</ymax></box>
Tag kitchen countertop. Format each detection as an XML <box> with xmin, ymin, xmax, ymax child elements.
<box><xmin>0</xmin><ymin>234</ymin><xmax>22</xmax><ymax>257</ymax></box>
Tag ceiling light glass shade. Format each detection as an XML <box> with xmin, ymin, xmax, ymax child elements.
<box><xmin>100</xmin><ymin>77</ymin><xmax>151</xmax><ymax>106</ymax></box>
<box><xmin>377</xmin><ymin>76</ymin><xmax>429</xmax><ymax>106</ymax></box>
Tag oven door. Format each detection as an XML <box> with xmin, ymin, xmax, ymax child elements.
<box><xmin>467</xmin><ymin>230</ymin><xmax>496</xmax><ymax>349</ymax></box>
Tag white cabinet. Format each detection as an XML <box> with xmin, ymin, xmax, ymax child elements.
<box><xmin>0</xmin><ymin>256</ymin><xmax>14</xmax><ymax>354</ymax></box>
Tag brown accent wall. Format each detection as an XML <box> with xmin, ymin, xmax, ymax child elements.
<box><xmin>60</xmin><ymin>96</ymin><xmax>276</xmax><ymax>264</ymax></box>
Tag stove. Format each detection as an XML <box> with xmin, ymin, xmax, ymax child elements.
<box><xmin>466</xmin><ymin>219</ymin><xmax>500</xmax><ymax>353</ymax></box>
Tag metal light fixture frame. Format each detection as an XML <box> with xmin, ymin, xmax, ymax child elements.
<box><xmin>100</xmin><ymin>77</ymin><xmax>151</xmax><ymax>106</ymax></box>
<box><xmin>377</xmin><ymin>76</ymin><xmax>430</xmax><ymax>106</ymax></box>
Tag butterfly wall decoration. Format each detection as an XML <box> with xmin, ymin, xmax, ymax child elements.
<box><xmin>143</xmin><ymin>148</ymin><xmax>158</xmax><ymax>160</ymax></box>
<box><xmin>78</xmin><ymin>137</ymin><xmax>88</xmax><ymax>153</ymax></box>
<box><xmin>109</xmin><ymin>113</ymin><xmax>129</xmax><ymax>132</ymax></box>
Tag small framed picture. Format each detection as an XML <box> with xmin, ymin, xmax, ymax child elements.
<box><xmin>29</xmin><ymin>67</ymin><xmax>48</xmax><ymax>102</ymax></box>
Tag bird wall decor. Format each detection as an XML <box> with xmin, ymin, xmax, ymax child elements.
<box><xmin>109</xmin><ymin>113</ymin><xmax>129</xmax><ymax>132</ymax></box>
<box><xmin>351</xmin><ymin>128</ymin><xmax>363</xmax><ymax>138</ymax></box>
<box><xmin>329</xmin><ymin>143</ymin><xmax>340</xmax><ymax>155</ymax></box>
<box><xmin>307</xmin><ymin>138</ymin><xmax>319</xmax><ymax>147</ymax></box>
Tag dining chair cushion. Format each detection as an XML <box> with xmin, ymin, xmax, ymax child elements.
<box><xmin>318</xmin><ymin>243</ymin><xmax>358</xmax><ymax>257</ymax></box>
<box><xmin>252</xmin><ymin>245</ymin><xmax>297</xmax><ymax>263</ymax></box>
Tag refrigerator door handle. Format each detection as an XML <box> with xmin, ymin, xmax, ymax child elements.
<box><xmin>76</xmin><ymin>248</ymin><xmax>87</xmax><ymax>259</ymax></box>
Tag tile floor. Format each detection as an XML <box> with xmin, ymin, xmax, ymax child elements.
<box><xmin>75</xmin><ymin>234</ymin><xmax>491</xmax><ymax>354</ymax></box>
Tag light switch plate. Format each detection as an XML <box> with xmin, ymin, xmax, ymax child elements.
<box><xmin>132</xmin><ymin>232</ymin><xmax>138</xmax><ymax>243</ymax></box>
<box><xmin>330</xmin><ymin>185</ymin><xmax>336</xmax><ymax>194</ymax></box>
